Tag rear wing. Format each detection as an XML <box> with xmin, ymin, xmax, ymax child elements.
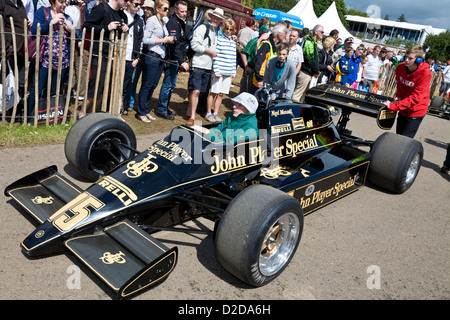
<box><xmin>305</xmin><ymin>84</ymin><xmax>396</xmax><ymax>130</ymax></box>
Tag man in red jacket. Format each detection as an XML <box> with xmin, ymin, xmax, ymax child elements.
<box><xmin>383</xmin><ymin>46</ymin><xmax>431</xmax><ymax>138</ymax></box>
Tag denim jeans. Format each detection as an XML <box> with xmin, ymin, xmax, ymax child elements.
<box><xmin>157</xmin><ymin>60</ymin><xmax>179</xmax><ymax>114</ymax></box>
<box><xmin>127</xmin><ymin>61</ymin><xmax>143</xmax><ymax>109</ymax></box>
<box><xmin>396</xmin><ymin>113</ymin><xmax>424</xmax><ymax>139</ymax></box>
<box><xmin>138</xmin><ymin>53</ymin><xmax>165</xmax><ymax>116</ymax></box>
<box><xmin>445</xmin><ymin>143</ymin><xmax>450</xmax><ymax>167</ymax></box>
<box><xmin>122</xmin><ymin>60</ymin><xmax>137</xmax><ymax>111</ymax></box>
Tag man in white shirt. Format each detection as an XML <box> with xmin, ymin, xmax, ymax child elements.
<box><xmin>288</xmin><ymin>28</ymin><xmax>304</xmax><ymax>75</ymax></box>
<box><xmin>121</xmin><ymin>0</ymin><xmax>144</xmax><ymax>115</ymax></box>
<box><xmin>440</xmin><ymin>61</ymin><xmax>450</xmax><ymax>98</ymax></box>
<box><xmin>362</xmin><ymin>45</ymin><xmax>382</xmax><ymax>91</ymax></box>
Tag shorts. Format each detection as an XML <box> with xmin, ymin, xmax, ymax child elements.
<box><xmin>188</xmin><ymin>68</ymin><xmax>212</xmax><ymax>92</ymax></box>
<box><xmin>210</xmin><ymin>74</ymin><xmax>232</xmax><ymax>94</ymax></box>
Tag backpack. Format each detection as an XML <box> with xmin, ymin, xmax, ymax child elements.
<box><xmin>186</xmin><ymin>23</ymin><xmax>211</xmax><ymax>63</ymax></box>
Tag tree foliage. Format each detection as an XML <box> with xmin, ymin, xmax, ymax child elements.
<box><xmin>347</xmin><ymin>8</ymin><xmax>368</xmax><ymax>17</ymax></box>
<box><xmin>312</xmin><ymin>0</ymin><xmax>349</xmax><ymax>28</ymax></box>
<box><xmin>243</xmin><ymin>0</ymin><xmax>297</xmax><ymax>13</ymax></box>
<box><xmin>423</xmin><ymin>31</ymin><xmax>450</xmax><ymax>62</ymax></box>
<box><xmin>397</xmin><ymin>13</ymin><xmax>407</xmax><ymax>22</ymax></box>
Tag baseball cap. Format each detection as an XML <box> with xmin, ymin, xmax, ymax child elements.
<box><xmin>232</xmin><ymin>92</ymin><xmax>258</xmax><ymax>114</ymax></box>
<box><xmin>259</xmin><ymin>25</ymin><xmax>270</xmax><ymax>33</ymax></box>
<box><xmin>344</xmin><ymin>37</ymin><xmax>354</xmax><ymax>43</ymax></box>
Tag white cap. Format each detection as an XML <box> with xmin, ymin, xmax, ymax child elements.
<box><xmin>232</xmin><ymin>92</ymin><xmax>258</xmax><ymax>114</ymax></box>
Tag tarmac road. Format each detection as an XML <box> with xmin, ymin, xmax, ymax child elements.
<box><xmin>0</xmin><ymin>111</ymin><xmax>449</xmax><ymax>302</ymax></box>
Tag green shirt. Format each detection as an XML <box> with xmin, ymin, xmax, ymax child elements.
<box><xmin>242</xmin><ymin>37</ymin><xmax>259</xmax><ymax>68</ymax></box>
<box><xmin>301</xmin><ymin>34</ymin><xmax>320</xmax><ymax>75</ymax></box>
<box><xmin>206</xmin><ymin>112</ymin><xmax>258</xmax><ymax>144</ymax></box>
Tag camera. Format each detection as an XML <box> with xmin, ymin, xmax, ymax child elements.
<box><xmin>169</xmin><ymin>31</ymin><xmax>177</xmax><ymax>42</ymax></box>
<box><xmin>68</xmin><ymin>0</ymin><xmax>78</xmax><ymax>5</ymax></box>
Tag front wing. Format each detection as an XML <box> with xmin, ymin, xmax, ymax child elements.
<box><xmin>5</xmin><ymin>167</ymin><xmax>178</xmax><ymax>299</ymax></box>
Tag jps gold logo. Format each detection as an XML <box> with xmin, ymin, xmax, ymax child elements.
<box><xmin>99</xmin><ymin>251</ymin><xmax>126</xmax><ymax>264</ymax></box>
<box><xmin>123</xmin><ymin>153</ymin><xmax>158</xmax><ymax>178</ymax></box>
<box><xmin>32</xmin><ymin>196</ymin><xmax>54</xmax><ymax>204</ymax></box>
<box><xmin>261</xmin><ymin>166</ymin><xmax>291</xmax><ymax>179</ymax></box>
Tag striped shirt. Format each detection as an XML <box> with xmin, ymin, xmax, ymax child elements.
<box><xmin>213</xmin><ymin>34</ymin><xmax>237</xmax><ymax>76</ymax></box>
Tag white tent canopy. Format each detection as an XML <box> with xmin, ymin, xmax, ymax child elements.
<box><xmin>288</xmin><ymin>1</ymin><xmax>361</xmax><ymax>47</ymax></box>
<box><xmin>317</xmin><ymin>2</ymin><xmax>362</xmax><ymax>46</ymax></box>
<box><xmin>288</xmin><ymin>0</ymin><xmax>318</xmax><ymax>30</ymax></box>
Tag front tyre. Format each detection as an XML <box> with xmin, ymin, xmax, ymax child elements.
<box><xmin>65</xmin><ymin>113</ymin><xmax>137</xmax><ymax>181</ymax></box>
<box><xmin>215</xmin><ymin>185</ymin><xmax>303</xmax><ymax>287</ymax></box>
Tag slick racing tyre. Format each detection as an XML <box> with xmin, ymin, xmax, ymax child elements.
<box><xmin>215</xmin><ymin>184</ymin><xmax>303</xmax><ymax>287</ymax></box>
<box><xmin>65</xmin><ymin>113</ymin><xmax>137</xmax><ymax>181</ymax></box>
<box><xmin>368</xmin><ymin>132</ymin><xmax>423</xmax><ymax>194</ymax></box>
<box><xmin>430</xmin><ymin>96</ymin><xmax>445</xmax><ymax>109</ymax></box>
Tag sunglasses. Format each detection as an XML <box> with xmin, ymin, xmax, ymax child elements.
<box><xmin>132</xmin><ymin>2</ymin><xmax>140</xmax><ymax>7</ymax></box>
<box><xmin>161</xmin><ymin>6</ymin><xmax>169</xmax><ymax>11</ymax></box>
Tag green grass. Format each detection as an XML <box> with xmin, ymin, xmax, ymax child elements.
<box><xmin>0</xmin><ymin>122</ymin><xmax>74</xmax><ymax>148</ymax></box>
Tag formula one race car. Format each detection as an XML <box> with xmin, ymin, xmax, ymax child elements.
<box><xmin>5</xmin><ymin>84</ymin><xmax>423</xmax><ymax>299</ymax></box>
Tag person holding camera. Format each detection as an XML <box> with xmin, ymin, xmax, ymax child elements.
<box><xmin>27</xmin><ymin>0</ymin><xmax>76</xmax><ymax>123</ymax></box>
<box><xmin>137</xmin><ymin>0</ymin><xmax>174</xmax><ymax>123</ymax></box>
<box><xmin>156</xmin><ymin>0</ymin><xmax>190</xmax><ymax>120</ymax></box>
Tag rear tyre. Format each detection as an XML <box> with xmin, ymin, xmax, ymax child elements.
<box><xmin>368</xmin><ymin>132</ymin><xmax>423</xmax><ymax>194</ymax></box>
<box><xmin>215</xmin><ymin>184</ymin><xmax>303</xmax><ymax>287</ymax></box>
<box><xmin>65</xmin><ymin>113</ymin><xmax>137</xmax><ymax>181</ymax></box>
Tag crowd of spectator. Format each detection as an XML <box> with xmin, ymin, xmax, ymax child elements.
<box><xmin>0</xmin><ymin>0</ymin><xmax>448</xmax><ymax>128</ymax></box>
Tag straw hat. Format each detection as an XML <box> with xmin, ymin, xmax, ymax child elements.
<box><xmin>142</xmin><ymin>0</ymin><xmax>155</xmax><ymax>8</ymax></box>
<box><xmin>209</xmin><ymin>8</ymin><xmax>225</xmax><ymax>20</ymax></box>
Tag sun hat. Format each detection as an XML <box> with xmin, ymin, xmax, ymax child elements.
<box><xmin>209</xmin><ymin>8</ymin><xmax>225</xmax><ymax>20</ymax></box>
<box><xmin>232</xmin><ymin>92</ymin><xmax>258</xmax><ymax>114</ymax></box>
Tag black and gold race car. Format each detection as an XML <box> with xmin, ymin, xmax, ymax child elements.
<box><xmin>4</xmin><ymin>84</ymin><xmax>423</xmax><ymax>299</ymax></box>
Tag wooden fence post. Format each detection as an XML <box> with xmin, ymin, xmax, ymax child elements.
<box><xmin>23</xmin><ymin>19</ymin><xmax>29</xmax><ymax>126</ymax></box>
<box><xmin>45</xmin><ymin>23</ymin><xmax>53</xmax><ymax>126</ymax></box>
<box><xmin>32</xmin><ymin>24</ymin><xmax>41</xmax><ymax>127</ymax></box>
<box><xmin>63</xmin><ymin>27</ymin><xmax>76</xmax><ymax>124</ymax></box>
<box><xmin>0</xmin><ymin>15</ymin><xmax>6</xmax><ymax>124</ymax></box>
<box><xmin>8</xmin><ymin>17</ymin><xmax>19</xmax><ymax>127</ymax></box>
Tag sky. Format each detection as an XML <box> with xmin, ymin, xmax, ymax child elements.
<box><xmin>344</xmin><ymin>0</ymin><xmax>450</xmax><ymax>31</ymax></box>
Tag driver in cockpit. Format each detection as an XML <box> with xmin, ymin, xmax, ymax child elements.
<box><xmin>192</xmin><ymin>92</ymin><xmax>259</xmax><ymax>144</ymax></box>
